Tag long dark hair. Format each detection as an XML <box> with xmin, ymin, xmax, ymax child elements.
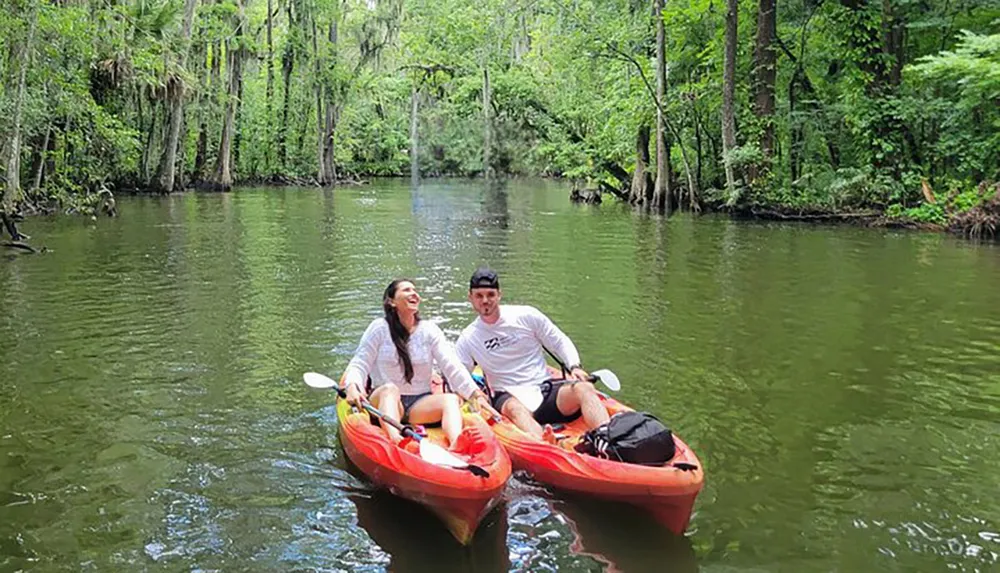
<box><xmin>383</xmin><ymin>279</ymin><xmax>420</xmax><ymax>383</ymax></box>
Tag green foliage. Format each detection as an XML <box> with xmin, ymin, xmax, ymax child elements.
<box><xmin>895</xmin><ymin>202</ymin><xmax>947</xmax><ymax>225</ymax></box>
<box><xmin>905</xmin><ymin>31</ymin><xmax>1000</xmax><ymax>184</ymax></box>
<box><xmin>886</xmin><ymin>180</ymin><xmax>997</xmax><ymax>225</ymax></box>
<box><xmin>908</xmin><ymin>31</ymin><xmax>1000</xmax><ymax>101</ymax></box>
<box><xmin>0</xmin><ymin>0</ymin><xmax>997</xmax><ymax>223</ymax></box>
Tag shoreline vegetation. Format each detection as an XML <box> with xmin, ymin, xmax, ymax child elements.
<box><xmin>2</xmin><ymin>0</ymin><xmax>998</xmax><ymax>250</ymax></box>
<box><xmin>5</xmin><ymin>174</ymin><xmax>996</xmax><ymax>247</ymax></box>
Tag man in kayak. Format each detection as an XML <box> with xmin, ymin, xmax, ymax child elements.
<box><xmin>455</xmin><ymin>268</ymin><xmax>610</xmax><ymax>443</ymax></box>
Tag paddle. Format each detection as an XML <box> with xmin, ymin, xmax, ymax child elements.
<box><xmin>541</xmin><ymin>347</ymin><xmax>622</xmax><ymax>391</ymax></box>
<box><xmin>586</xmin><ymin>369</ymin><xmax>621</xmax><ymax>392</ymax></box>
<box><xmin>303</xmin><ymin>372</ymin><xmax>490</xmax><ymax>478</ymax></box>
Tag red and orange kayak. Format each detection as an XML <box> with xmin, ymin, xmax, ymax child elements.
<box><xmin>336</xmin><ymin>398</ymin><xmax>512</xmax><ymax>544</ymax></box>
<box><xmin>490</xmin><ymin>393</ymin><xmax>704</xmax><ymax>535</ymax></box>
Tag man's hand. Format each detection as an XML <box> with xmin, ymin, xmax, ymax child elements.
<box><xmin>568</xmin><ymin>366</ymin><xmax>590</xmax><ymax>382</ymax></box>
<box><xmin>344</xmin><ymin>382</ymin><xmax>366</xmax><ymax>407</ymax></box>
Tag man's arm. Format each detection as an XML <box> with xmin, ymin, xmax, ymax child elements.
<box><xmin>526</xmin><ymin>307</ymin><xmax>587</xmax><ymax>379</ymax></box>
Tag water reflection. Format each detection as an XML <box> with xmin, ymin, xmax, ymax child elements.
<box><xmin>481</xmin><ymin>180</ymin><xmax>510</xmax><ymax>230</ymax></box>
<box><xmin>350</xmin><ymin>491</ymin><xmax>510</xmax><ymax>573</ymax></box>
<box><xmin>556</xmin><ymin>495</ymin><xmax>699</xmax><ymax>573</ymax></box>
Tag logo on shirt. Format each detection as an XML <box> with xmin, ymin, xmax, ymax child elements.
<box><xmin>483</xmin><ymin>334</ymin><xmax>515</xmax><ymax>351</ymax></box>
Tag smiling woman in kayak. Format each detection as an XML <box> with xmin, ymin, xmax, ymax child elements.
<box><xmin>341</xmin><ymin>279</ymin><xmax>498</xmax><ymax>449</ymax></box>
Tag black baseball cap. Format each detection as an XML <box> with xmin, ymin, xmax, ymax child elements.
<box><xmin>469</xmin><ymin>267</ymin><xmax>500</xmax><ymax>289</ymax></box>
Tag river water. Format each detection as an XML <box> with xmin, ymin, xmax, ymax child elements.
<box><xmin>1</xmin><ymin>179</ymin><xmax>998</xmax><ymax>572</ymax></box>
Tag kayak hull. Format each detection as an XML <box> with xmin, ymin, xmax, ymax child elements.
<box><xmin>336</xmin><ymin>398</ymin><xmax>511</xmax><ymax>544</ymax></box>
<box><xmin>490</xmin><ymin>395</ymin><xmax>703</xmax><ymax>535</ymax></box>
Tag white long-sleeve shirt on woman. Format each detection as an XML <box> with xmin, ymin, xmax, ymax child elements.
<box><xmin>454</xmin><ymin>305</ymin><xmax>581</xmax><ymax>393</ymax></box>
<box><xmin>342</xmin><ymin>318</ymin><xmax>479</xmax><ymax>399</ymax></box>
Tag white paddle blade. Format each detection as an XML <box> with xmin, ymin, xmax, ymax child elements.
<box><xmin>505</xmin><ymin>385</ymin><xmax>544</xmax><ymax>412</ymax></box>
<box><xmin>591</xmin><ymin>369</ymin><xmax>620</xmax><ymax>391</ymax></box>
<box><xmin>418</xmin><ymin>440</ymin><xmax>471</xmax><ymax>468</ymax></box>
<box><xmin>303</xmin><ymin>372</ymin><xmax>339</xmax><ymax>389</ymax></box>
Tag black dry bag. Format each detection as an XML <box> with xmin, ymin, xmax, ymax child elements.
<box><xmin>574</xmin><ymin>411</ymin><xmax>676</xmax><ymax>466</ymax></box>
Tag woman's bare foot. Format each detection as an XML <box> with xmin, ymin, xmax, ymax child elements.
<box><xmin>399</xmin><ymin>437</ymin><xmax>420</xmax><ymax>455</ymax></box>
<box><xmin>541</xmin><ymin>424</ymin><xmax>558</xmax><ymax>444</ymax></box>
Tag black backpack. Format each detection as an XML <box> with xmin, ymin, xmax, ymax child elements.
<box><xmin>574</xmin><ymin>411</ymin><xmax>676</xmax><ymax>466</ymax></box>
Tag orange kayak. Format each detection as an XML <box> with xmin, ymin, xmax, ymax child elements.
<box><xmin>336</xmin><ymin>398</ymin><xmax>511</xmax><ymax>544</ymax></box>
<box><xmin>489</xmin><ymin>393</ymin><xmax>704</xmax><ymax>535</ymax></box>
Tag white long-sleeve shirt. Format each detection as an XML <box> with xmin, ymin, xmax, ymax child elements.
<box><xmin>342</xmin><ymin>319</ymin><xmax>479</xmax><ymax>399</ymax></box>
<box><xmin>455</xmin><ymin>305</ymin><xmax>581</xmax><ymax>393</ymax></box>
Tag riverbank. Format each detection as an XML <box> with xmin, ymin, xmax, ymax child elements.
<box><xmin>723</xmin><ymin>181</ymin><xmax>1000</xmax><ymax>241</ymax></box>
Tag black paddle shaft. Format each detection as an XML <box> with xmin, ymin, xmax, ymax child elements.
<box><xmin>335</xmin><ymin>387</ymin><xmax>422</xmax><ymax>441</ymax></box>
<box><xmin>542</xmin><ymin>347</ymin><xmax>598</xmax><ymax>382</ymax></box>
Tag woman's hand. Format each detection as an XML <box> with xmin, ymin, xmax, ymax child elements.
<box><xmin>469</xmin><ymin>391</ymin><xmax>502</xmax><ymax>421</ymax></box>
<box><xmin>344</xmin><ymin>383</ymin><xmax>366</xmax><ymax>407</ymax></box>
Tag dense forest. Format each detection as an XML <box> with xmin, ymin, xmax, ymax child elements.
<box><xmin>0</xmin><ymin>0</ymin><xmax>998</xmax><ymax>237</ymax></box>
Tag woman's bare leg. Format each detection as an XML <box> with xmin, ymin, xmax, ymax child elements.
<box><xmin>407</xmin><ymin>393</ymin><xmax>464</xmax><ymax>446</ymax></box>
<box><xmin>369</xmin><ymin>384</ymin><xmax>403</xmax><ymax>443</ymax></box>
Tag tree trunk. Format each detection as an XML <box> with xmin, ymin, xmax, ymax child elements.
<box><xmin>775</xmin><ymin>34</ymin><xmax>842</xmax><ymax>174</ymax></box>
<box><xmin>141</xmin><ymin>91</ymin><xmax>158</xmax><ymax>184</ymax></box>
<box><xmin>31</xmin><ymin>126</ymin><xmax>51</xmax><ymax>193</ymax></box>
<box><xmin>754</xmin><ymin>0</ymin><xmax>777</xmax><ymax>168</ymax></box>
<box><xmin>721</xmin><ymin>0</ymin><xmax>738</xmax><ymax>199</ymax></box>
<box><xmin>692</xmin><ymin>91</ymin><xmax>703</xmax><ymax>194</ymax></box>
<box><xmin>191</xmin><ymin>33</ymin><xmax>210</xmax><ymax>183</ymax></box>
<box><xmin>211</xmin><ymin>2</ymin><xmax>244</xmax><ymax>191</ymax></box>
<box><xmin>312</xmin><ymin>18</ymin><xmax>327</xmax><ymax>185</ymax></box>
<box><xmin>410</xmin><ymin>84</ymin><xmax>420</xmax><ymax>184</ymax></box>
<box><xmin>789</xmin><ymin>73</ymin><xmax>800</xmax><ymax>182</ymax></box>
<box><xmin>513</xmin><ymin>12</ymin><xmax>530</xmax><ymax>62</ymax></box>
<box><xmin>2</xmin><ymin>4</ymin><xmax>38</xmax><ymax>212</ymax></box>
<box><xmin>278</xmin><ymin>1</ymin><xmax>295</xmax><ymax>172</ymax></box>
<box><xmin>194</xmin><ymin>123</ymin><xmax>208</xmax><ymax>181</ymax></box>
<box><xmin>883</xmin><ymin>0</ymin><xmax>904</xmax><ymax>87</ymax></box>
<box><xmin>483</xmin><ymin>66</ymin><xmax>492</xmax><ymax>179</ymax></box>
<box><xmin>321</xmin><ymin>20</ymin><xmax>338</xmax><ymax>185</ymax></box>
<box><xmin>322</xmin><ymin>103</ymin><xmax>336</xmax><ymax>183</ymax></box>
<box><xmin>212</xmin><ymin>43</ymin><xmax>235</xmax><ymax>190</ymax></box>
<box><xmin>194</xmin><ymin>37</ymin><xmax>212</xmax><ymax>183</ymax></box>
<box><xmin>278</xmin><ymin>54</ymin><xmax>295</xmax><ymax>171</ymax></box>
<box><xmin>672</xmin><ymin>124</ymin><xmax>699</xmax><ymax>211</ymax></box>
<box><xmin>153</xmin><ymin>0</ymin><xmax>198</xmax><ymax>194</ymax></box>
<box><xmin>265</xmin><ymin>0</ymin><xmax>275</xmax><ymax>175</ymax></box>
<box><xmin>630</xmin><ymin>124</ymin><xmax>653</xmax><ymax>204</ymax></box>
<box><xmin>653</xmin><ymin>0</ymin><xmax>670</xmax><ymax>212</ymax></box>
<box><xmin>176</xmin><ymin>111</ymin><xmax>190</xmax><ymax>190</ymax></box>
<box><xmin>665</xmin><ymin>129</ymin><xmax>674</xmax><ymax>204</ymax></box>
<box><xmin>234</xmin><ymin>55</ymin><xmax>245</xmax><ymax>172</ymax></box>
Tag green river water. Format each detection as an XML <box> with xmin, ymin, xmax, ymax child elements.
<box><xmin>1</xmin><ymin>179</ymin><xmax>998</xmax><ymax>572</ymax></box>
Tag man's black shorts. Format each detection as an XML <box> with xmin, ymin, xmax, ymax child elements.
<box><xmin>491</xmin><ymin>381</ymin><xmax>582</xmax><ymax>424</ymax></box>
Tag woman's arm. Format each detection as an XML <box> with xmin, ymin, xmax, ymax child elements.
<box><xmin>342</xmin><ymin>319</ymin><xmax>384</xmax><ymax>394</ymax></box>
<box><xmin>428</xmin><ymin>325</ymin><xmax>500</xmax><ymax>418</ymax></box>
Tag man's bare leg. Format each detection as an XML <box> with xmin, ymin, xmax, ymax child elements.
<box><xmin>502</xmin><ymin>398</ymin><xmax>557</xmax><ymax>443</ymax></box>
<box><xmin>556</xmin><ymin>382</ymin><xmax>610</xmax><ymax>430</ymax></box>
